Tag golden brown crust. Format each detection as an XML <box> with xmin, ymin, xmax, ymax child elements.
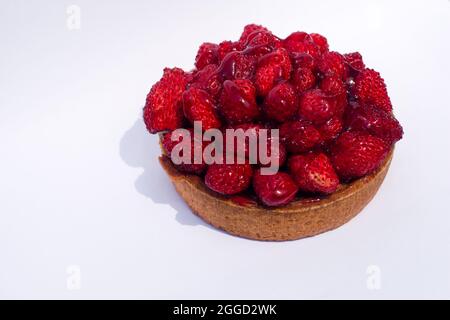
<box><xmin>159</xmin><ymin>149</ymin><xmax>394</xmax><ymax>241</ymax></box>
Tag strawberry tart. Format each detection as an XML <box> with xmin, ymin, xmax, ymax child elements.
<box><xmin>143</xmin><ymin>24</ymin><xmax>403</xmax><ymax>241</ymax></box>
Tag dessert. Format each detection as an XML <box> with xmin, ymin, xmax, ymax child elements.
<box><xmin>143</xmin><ymin>24</ymin><xmax>403</xmax><ymax>241</ymax></box>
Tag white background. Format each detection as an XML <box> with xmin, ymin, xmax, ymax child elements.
<box><xmin>1</xmin><ymin>0</ymin><xmax>449</xmax><ymax>299</ymax></box>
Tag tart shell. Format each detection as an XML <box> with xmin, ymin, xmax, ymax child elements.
<box><xmin>159</xmin><ymin>149</ymin><xmax>394</xmax><ymax>241</ymax></box>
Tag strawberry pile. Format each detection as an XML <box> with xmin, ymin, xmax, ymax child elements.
<box><xmin>144</xmin><ymin>24</ymin><xmax>403</xmax><ymax>207</ymax></box>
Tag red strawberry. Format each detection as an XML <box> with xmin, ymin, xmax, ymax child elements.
<box><xmin>345</xmin><ymin>102</ymin><xmax>403</xmax><ymax>145</ymax></box>
<box><xmin>238</xmin><ymin>24</ymin><xmax>269</xmax><ymax>47</ymax></box>
<box><xmin>320</xmin><ymin>74</ymin><xmax>348</xmax><ymax>116</ymax></box>
<box><xmin>290</xmin><ymin>52</ymin><xmax>316</xmax><ymax>70</ymax></box>
<box><xmin>317</xmin><ymin>116</ymin><xmax>343</xmax><ymax>142</ymax></box>
<box><xmin>218</xmin><ymin>41</ymin><xmax>239</xmax><ymax>62</ymax></box>
<box><xmin>255</xmin><ymin>64</ymin><xmax>283</xmax><ymax>97</ymax></box>
<box><xmin>219</xmin><ymin>79</ymin><xmax>260</xmax><ymax>124</ymax></box>
<box><xmin>195</xmin><ymin>43</ymin><xmax>219</xmax><ymax>70</ymax></box>
<box><xmin>344</xmin><ymin>52</ymin><xmax>365</xmax><ymax>74</ymax></box>
<box><xmin>143</xmin><ymin>68</ymin><xmax>188</xmax><ymax>133</ymax></box>
<box><xmin>317</xmin><ymin>51</ymin><xmax>348</xmax><ymax>80</ymax></box>
<box><xmin>353</xmin><ymin>68</ymin><xmax>392</xmax><ymax>112</ymax></box>
<box><xmin>205</xmin><ymin>163</ymin><xmax>253</xmax><ymax>195</ymax></box>
<box><xmin>310</xmin><ymin>33</ymin><xmax>329</xmax><ymax>54</ymax></box>
<box><xmin>284</xmin><ymin>31</ymin><xmax>309</xmax><ymax>45</ymax></box>
<box><xmin>258</xmin><ymin>48</ymin><xmax>292</xmax><ymax>78</ymax></box>
<box><xmin>263</xmin><ymin>82</ymin><xmax>298</xmax><ymax>122</ymax></box>
<box><xmin>253</xmin><ymin>169</ymin><xmax>298</xmax><ymax>206</ymax></box>
<box><xmin>330</xmin><ymin>131</ymin><xmax>389</xmax><ymax>180</ymax></box>
<box><xmin>218</xmin><ymin>51</ymin><xmax>256</xmax><ymax>80</ymax></box>
<box><xmin>299</xmin><ymin>89</ymin><xmax>337</xmax><ymax>124</ymax></box>
<box><xmin>283</xmin><ymin>32</ymin><xmax>320</xmax><ymax>59</ymax></box>
<box><xmin>292</xmin><ymin>67</ymin><xmax>316</xmax><ymax>94</ymax></box>
<box><xmin>182</xmin><ymin>87</ymin><xmax>221</xmax><ymax>130</ymax></box>
<box><xmin>320</xmin><ymin>74</ymin><xmax>346</xmax><ymax>96</ymax></box>
<box><xmin>279</xmin><ymin>119</ymin><xmax>321</xmax><ymax>153</ymax></box>
<box><xmin>255</xmin><ymin>48</ymin><xmax>292</xmax><ymax>96</ymax></box>
<box><xmin>189</xmin><ymin>64</ymin><xmax>222</xmax><ymax>100</ymax></box>
<box><xmin>162</xmin><ymin>129</ymin><xmax>207</xmax><ymax>174</ymax></box>
<box><xmin>244</xmin><ymin>30</ymin><xmax>282</xmax><ymax>58</ymax></box>
<box><xmin>288</xmin><ymin>153</ymin><xmax>339</xmax><ymax>194</ymax></box>
<box><xmin>189</xmin><ymin>64</ymin><xmax>216</xmax><ymax>85</ymax></box>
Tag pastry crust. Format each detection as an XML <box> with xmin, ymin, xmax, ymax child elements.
<box><xmin>159</xmin><ymin>149</ymin><xmax>394</xmax><ymax>241</ymax></box>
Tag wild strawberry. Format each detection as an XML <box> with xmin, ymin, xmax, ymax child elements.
<box><xmin>258</xmin><ymin>48</ymin><xmax>292</xmax><ymax>78</ymax></box>
<box><xmin>292</xmin><ymin>67</ymin><xmax>316</xmax><ymax>94</ymax></box>
<box><xmin>219</xmin><ymin>79</ymin><xmax>260</xmax><ymax>124</ymax></box>
<box><xmin>255</xmin><ymin>48</ymin><xmax>292</xmax><ymax>96</ymax></box>
<box><xmin>290</xmin><ymin>52</ymin><xmax>316</xmax><ymax>70</ymax></box>
<box><xmin>299</xmin><ymin>89</ymin><xmax>337</xmax><ymax>124</ymax></box>
<box><xmin>288</xmin><ymin>153</ymin><xmax>339</xmax><ymax>194</ymax></box>
<box><xmin>162</xmin><ymin>129</ymin><xmax>207</xmax><ymax>174</ymax></box>
<box><xmin>243</xmin><ymin>29</ymin><xmax>282</xmax><ymax>57</ymax></box>
<box><xmin>218</xmin><ymin>51</ymin><xmax>256</xmax><ymax>80</ymax></box>
<box><xmin>317</xmin><ymin>51</ymin><xmax>348</xmax><ymax>80</ymax></box>
<box><xmin>218</xmin><ymin>40</ymin><xmax>239</xmax><ymax>62</ymax></box>
<box><xmin>185</xmin><ymin>69</ymin><xmax>196</xmax><ymax>84</ymax></box>
<box><xmin>330</xmin><ymin>131</ymin><xmax>389</xmax><ymax>180</ymax></box>
<box><xmin>344</xmin><ymin>52</ymin><xmax>365</xmax><ymax>74</ymax></box>
<box><xmin>263</xmin><ymin>82</ymin><xmax>298</xmax><ymax>122</ymax></box>
<box><xmin>238</xmin><ymin>24</ymin><xmax>269</xmax><ymax>47</ymax></box>
<box><xmin>255</xmin><ymin>64</ymin><xmax>282</xmax><ymax>97</ymax></box>
<box><xmin>182</xmin><ymin>87</ymin><xmax>221</xmax><ymax>130</ymax></box>
<box><xmin>189</xmin><ymin>64</ymin><xmax>223</xmax><ymax>100</ymax></box>
<box><xmin>189</xmin><ymin>64</ymin><xmax>216</xmax><ymax>85</ymax></box>
<box><xmin>345</xmin><ymin>102</ymin><xmax>403</xmax><ymax>145</ymax></box>
<box><xmin>283</xmin><ymin>32</ymin><xmax>320</xmax><ymax>59</ymax></box>
<box><xmin>317</xmin><ymin>116</ymin><xmax>343</xmax><ymax>142</ymax></box>
<box><xmin>320</xmin><ymin>74</ymin><xmax>346</xmax><ymax>96</ymax></box>
<box><xmin>320</xmin><ymin>74</ymin><xmax>348</xmax><ymax>116</ymax></box>
<box><xmin>253</xmin><ymin>169</ymin><xmax>298</xmax><ymax>206</ymax></box>
<box><xmin>284</xmin><ymin>31</ymin><xmax>309</xmax><ymax>45</ymax></box>
<box><xmin>195</xmin><ymin>43</ymin><xmax>219</xmax><ymax>70</ymax></box>
<box><xmin>310</xmin><ymin>33</ymin><xmax>329</xmax><ymax>54</ymax></box>
<box><xmin>353</xmin><ymin>68</ymin><xmax>392</xmax><ymax>112</ymax></box>
<box><xmin>205</xmin><ymin>163</ymin><xmax>253</xmax><ymax>195</ymax></box>
<box><xmin>279</xmin><ymin>119</ymin><xmax>322</xmax><ymax>153</ymax></box>
<box><xmin>143</xmin><ymin>68</ymin><xmax>188</xmax><ymax>133</ymax></box>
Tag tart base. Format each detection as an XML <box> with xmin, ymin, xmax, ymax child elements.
<box><xmin>159</xmin><ymin>150</ymin><xmax>393</xmax><ymax>241</ymax></box>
